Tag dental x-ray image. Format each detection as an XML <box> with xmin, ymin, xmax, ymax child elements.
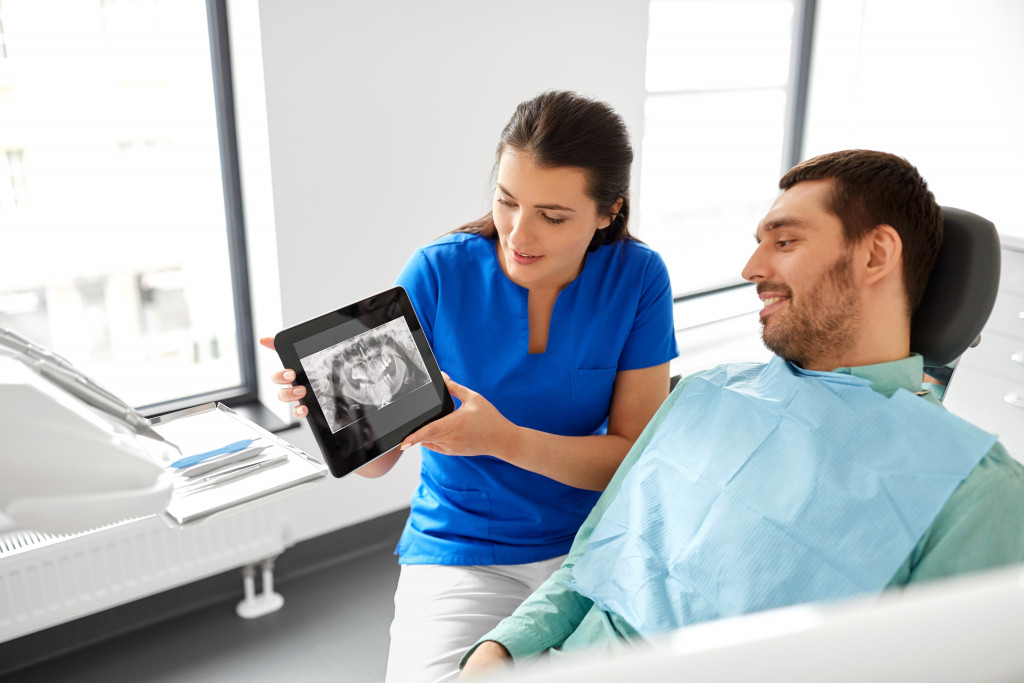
<box><xmin>299</xmin><ymin>318</ymin><xmax>431</xmax><ymax>433</ymax></box>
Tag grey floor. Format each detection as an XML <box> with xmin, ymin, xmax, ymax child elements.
<box><xmin>2</xmin><ymin>533</ymin><xmax>401</xmax><ymax>682</ymax></box>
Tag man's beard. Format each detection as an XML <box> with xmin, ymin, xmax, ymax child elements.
<box><xmin>759</xmin><ymin>251</ymin><xmax>861</xmax><ymax>369</ymax></box>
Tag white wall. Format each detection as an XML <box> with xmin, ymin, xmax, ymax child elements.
<box><xmin>256</xmin><ymin>0</ymin><xmax>649</xmax><ymax>324</ymax></box>
<box><xmin>805</xmin><ymin>0</ymin><xmax>1024</xmax><ymax>239</ymax></box>
<box><xmin>229</xmin><ymin>0</ymin><xmax>651</xmax><ymax>542</ymax></box>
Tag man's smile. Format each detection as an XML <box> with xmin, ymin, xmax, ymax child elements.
<box><xmin>757</xmin><ymin>290</ymin><xmax>791</xmax><ymax>318</ymax></box>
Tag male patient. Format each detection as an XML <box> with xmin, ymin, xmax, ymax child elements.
<box><xmin>460</xmin><ymin>150</ymin><xmax>1024</xmax><ymax>676</ymax></box>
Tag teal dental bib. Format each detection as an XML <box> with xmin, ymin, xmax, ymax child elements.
<box><xmin>569</xmin><ymin>356</ymin><xmax>996</xmax><ymax>637</ymax></box>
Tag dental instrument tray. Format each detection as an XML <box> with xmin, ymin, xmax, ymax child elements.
<box><xmin>273</xmin><ymin>286</ymin><xmax>455</xmax><ymax>478</ymax></box>
<box><xmin>151</xmin><ymin>402</ymin><xmax>328</xmax><ymax>524</ymax></box>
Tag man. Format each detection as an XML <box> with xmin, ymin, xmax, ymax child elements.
<box><xmin>460</xmin><ymin>150</ymin><xmax>1024</xmax><ymax>677</ymax></box>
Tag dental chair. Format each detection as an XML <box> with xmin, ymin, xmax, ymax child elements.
<box><xmin>912</xmin><ymin>206</ymin><xmax>1001</xmax><ymax>378</ymax></box>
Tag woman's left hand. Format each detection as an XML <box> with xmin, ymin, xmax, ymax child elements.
<box><xmin>400</xmin><ymin>374</ymin><xmax>517</xmax><ymax>457</ymax></box>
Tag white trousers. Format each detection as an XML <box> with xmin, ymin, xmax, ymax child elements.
<box><xmin>384</xmin><ymin>556</ymin><xmax>566</xmax><ymax>683</ymax></box>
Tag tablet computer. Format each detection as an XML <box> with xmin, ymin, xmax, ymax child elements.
<box><xmin>273</xmin><ymin>286</ymin><xmax>454</xmax><ymax>478</ymax></box>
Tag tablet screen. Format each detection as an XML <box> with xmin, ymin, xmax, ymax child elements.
<box><xmin>274</xmin><ymin>287</ymin><xmax>454</xmax><ymax>478</ymax></box>
<box><xmin>297</xmin><ymin>317</ymin><xmax>433</xmax><ymax>434</ymax></box>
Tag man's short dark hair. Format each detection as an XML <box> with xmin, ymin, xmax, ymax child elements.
<box><xmin>780</xmin><ymin>150</ymin><xmax>943</xmax><ymax>314</ymax></box>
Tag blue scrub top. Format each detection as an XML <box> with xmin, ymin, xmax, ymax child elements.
<box><xmin>394</xmin><ymin>232</ymin><xmax>678</xmax><ymax>565</ymax></box>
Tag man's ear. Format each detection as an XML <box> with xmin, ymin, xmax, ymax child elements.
<box><xmin>863</xmin><ymin>224</ymin><xmax>903</xmax><ymax>285</ymax></box>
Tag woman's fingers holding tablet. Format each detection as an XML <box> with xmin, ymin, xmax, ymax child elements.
<box><xmin>401</xmin><ymin>376</ymin><xmax>515</xmax><ymax>458</ymax></box>
<box><xmin>276</xmin><ymin>382</ymin><xmax>305</xmax><ymax>401</ymax></box>
<box><xmin>270</xmin><ymin>368</ymin><xmax>297</xmax><ymax>386</ymax></box>
<box><xmin>272</xmin><ymin>381</ymin><xmax>307</xmax><ymax>418</ymax></box>
<box><xmin>260</xmin><ymin>336</ymin><xmax>307</xmax><ymax>418</ymax></box>
<box><xmin>273</xmin><ymin>378</ymin><xmax>307</xmax><ymax>418</ymax></box>
<box><xmin>258</xmin><ymin>335</ymin><xmax>302</xmax><ymax>416</ymax></box>
<box><xmin>260</xmin><ymin>339</ymin><xmax>304</xmax><ymax>413</ymax></box>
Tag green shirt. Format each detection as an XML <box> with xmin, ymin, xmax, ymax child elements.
<box><xmin>468</xmin><ymin>355</ymin><xmax>1024</xmax><ymax>664</ymax></box>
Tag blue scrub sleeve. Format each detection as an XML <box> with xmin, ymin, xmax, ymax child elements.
<box><xmin>617</xmin><ymin>250</ymin><xmax>677</xmax><ymax>371</ymax></box>
<box><xmin>395</xmin><ymin>248</ymin><xmax>440</xmax><ymax>345</ymax></box>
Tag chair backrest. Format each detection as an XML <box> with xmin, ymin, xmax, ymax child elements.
<box><xmin>910</xmin><ymin>207</ymin><xmax>1002</xmax><ymax>368</ymax></box>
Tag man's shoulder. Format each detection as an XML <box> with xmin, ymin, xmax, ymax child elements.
<box><xmin>898</xmin><ymin>440</ymin><xmax>1024</xmax><ymax>586</ymax></box>
<box><xmin>650</xmin><ymin>362</ymin><xmax>771</xmax><ymax>430</ymax></box>
<box><xmin>952</xmin><ymin>441</ymin><xmax>1024</xmax><ymax>503</ymax></box>
<box><xmin>923</xmin><ymin>440</ymin><xmax>1024</xmax><ymax>546</ymax></box>
<box><xmin>674</xmin><ymin>361</ymin><xmax>771</xmax><ymax>394</ymax></box>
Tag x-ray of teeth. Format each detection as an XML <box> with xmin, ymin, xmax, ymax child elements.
<box><xmin>336</xmin><ymin>335</ymin><xmax>409</xmax><ymax>407</ymax></box>
<box><xmin>300</xmin><ymin>318</ymin><xmax>431</xmax><ymax>433</ymax></box>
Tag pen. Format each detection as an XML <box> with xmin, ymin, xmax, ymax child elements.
<box><xmin>169</xmin><ymin>439</ymin><xmax>256</xmax><ymax>469</ymax></box>
<box><xmin>176</xmin><ymin>444</ymin><xmax>269</xmax><ymax>478</ymax></box>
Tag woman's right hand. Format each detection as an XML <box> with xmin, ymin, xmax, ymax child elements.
<box><xmin>258</xmin><ymin>337</ymin><xmax>309</xmax><ymax>419</ymax></box>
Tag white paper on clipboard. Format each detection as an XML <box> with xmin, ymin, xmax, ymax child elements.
<box><xmin>151</xmin><ymin>403</ymin><xmax>328</xmax><ymax>525</ymax></box>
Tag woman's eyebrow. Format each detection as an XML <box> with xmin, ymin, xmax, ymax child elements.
<box><xmin>496</xmin><ymin>183</ymin><xmax>576</xmax><ymax>212</ymax></box>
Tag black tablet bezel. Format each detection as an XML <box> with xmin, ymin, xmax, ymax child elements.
<box><xmin>273</xmin><ymin>286</ymin><xmax>454</xmax><ymax>478</ymax></box>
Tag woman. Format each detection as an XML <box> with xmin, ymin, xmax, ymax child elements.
<box><xmin>263</xmin><ymin>90</ymin><xmax>678</xmax><ymax>682</ymax></box>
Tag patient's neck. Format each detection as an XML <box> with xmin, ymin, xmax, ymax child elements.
<box><xmin>803</xmin><ymin>307</ymin><xmax>911</xmax><ymax>372</ymax></box>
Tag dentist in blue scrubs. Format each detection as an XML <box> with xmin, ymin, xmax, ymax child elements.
<box><xmin>265</xmin><ymin>90</ymin><xmax>678</xmax><ymax>682</ymax></box>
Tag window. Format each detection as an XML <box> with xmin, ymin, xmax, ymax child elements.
<box><xmin>804</xmin><ymin>1</ymin><xmax>1024</xmax><ymax>241</ymax></box>
<box><xmin>639</xmin><ymin>0</ymin><xmax>813</xmax><ymax>298</ymax></box>
<box><xmin>0</xmin><ymin>0</ymin><xmax>256</xmax><ymax>413</ymax></box>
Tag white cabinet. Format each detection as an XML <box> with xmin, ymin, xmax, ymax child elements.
<box><xmin>943</xmin><ymin>237</ymin><xmax>1024</xmax><ymax>463</ymax></box>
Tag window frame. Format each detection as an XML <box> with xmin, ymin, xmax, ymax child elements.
<box><xmin>136</xmin><ymin>0</ymin><xmax>263</xmax><ymax>421</ymax></box>
<box><xmin>782</xmin><ymin>0</ymin><xmax>816</xmax><ymax>175</ymax></box>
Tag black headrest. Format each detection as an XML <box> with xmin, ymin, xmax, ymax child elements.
<box><xmin>910</xmin><ymin>207</ymin><xmax>1001</xmax><ymax>368</ymax></box>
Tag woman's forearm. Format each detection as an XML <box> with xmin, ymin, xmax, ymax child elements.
<box><xmin>492</xmin><ymin>428</ymin><xmax>633</xmax><ymax>491</ymax></box>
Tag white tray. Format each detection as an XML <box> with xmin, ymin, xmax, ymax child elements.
<box><xmin>151</xmin><ymin>403</ymin><xmax>328</xmax><ymax>524</ymax></box>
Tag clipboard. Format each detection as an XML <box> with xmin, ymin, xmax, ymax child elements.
<box><xmin>151</xmin><ymin>403</ymin><xmax>328</xmax><ymax>525</ymax></box>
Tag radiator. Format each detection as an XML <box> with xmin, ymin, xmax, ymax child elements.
<box><xmin>0</xmin><ymin>502</ymin><xmax>286</xmax><ymax>643</ymax></box>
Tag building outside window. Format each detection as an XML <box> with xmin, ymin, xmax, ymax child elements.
<box><xmin>0</xmin><ymin>0</ymin><xmax>252</xmax><ymax>411</ymax></box>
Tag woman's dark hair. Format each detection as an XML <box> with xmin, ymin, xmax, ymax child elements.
<box><xmin>454</xmin><ymin>90</ymin><xmax>636</xmax><ymax>252</ymax></box>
